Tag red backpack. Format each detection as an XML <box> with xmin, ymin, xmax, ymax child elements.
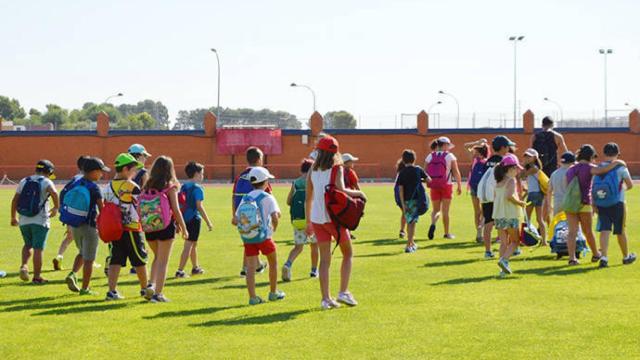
<box><xmin>324</xmin><ymin>166</ymin><xmax>366</xmax><ymax>235</ymax></box>
<box><xmin>97</xmin><ymin>201</ymin><xmax>124</xmax><ymax>243</ymax></box>
<box><xmin>426</xmin><ymin>151</ymin><xmax>449</xmax><ymax>189</ymax></box>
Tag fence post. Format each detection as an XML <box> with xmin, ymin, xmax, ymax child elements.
<box><xmin>96</xmin><ymin>111</ymin><xmax>110</xmax><ymax>137</ymax></box>
<box><xmin>204</xmin><ymin>111</ymin><xmax>217</xmax><ymax>137</ymax></box>
<box><xmin>417</xmin><ymin>110</ymin><xmax>428</xmax><ymax>135</ymax></box>
<box><xmin>523</xmin><ymin>110</ymin><xmax>534</xmax><ymax>134</ymax></box>
<box><xmin>629</xmin><ymin>109</ymin><xmax>640</xmax><ymax>134</ymax></box>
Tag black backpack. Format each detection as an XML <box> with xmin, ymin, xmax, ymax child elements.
<box><xmin>533</xmin><ymin>131</ymin><xmax>558</xmax><ymax>169</ymax></box>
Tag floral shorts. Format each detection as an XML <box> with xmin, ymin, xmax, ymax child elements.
<box><xmin>404</xmin><ymin>199</ymin><xmax>420</xmax><ymax>224</ymax></box>
<box><xmin>495</xmin><ymin>218</ymin><xmax>519</xmax><ymax>230</ymax></box>
<box><xmin>293</xmin><ymin>229</ymin><xmax>317</xmax><ymax>245</ymax></box>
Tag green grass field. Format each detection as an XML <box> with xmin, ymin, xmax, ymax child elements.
<box><xmin>1</xmin><ymin>184</ymin><xmax>639</xmax><ymax>359</ymax></box>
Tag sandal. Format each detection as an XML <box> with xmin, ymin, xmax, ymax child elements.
<box><xmin>568</xmin><ymin>259</ymin><xmax>580</xmax><ymax>266</ymax></box>
<box><xmin>591</xmin><ymin>254</ymin><xmax>602</xmax><ymax>263</ymax></box>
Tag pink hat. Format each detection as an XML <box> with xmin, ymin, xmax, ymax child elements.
<box><xmin>500</xmin><ymin>154</ymin><xmax>523</xmax><ymax>169</ymax></box>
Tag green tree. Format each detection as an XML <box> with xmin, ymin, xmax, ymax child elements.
<box><xmin>114</xmin><ymin>112</ymin><xmax>157</xmax><ymax>130</ymax></box>
<box><xmin>41</xmin><ymin>104</ymin><xmax>69</xmax><ymax>129</ymax></box>
<box><xmin>118</xmin><ymin>100</ymin><xmax>169</xmax><ymax>129</ymax></box>
<box><xmin>324</xmin><ymin>111</ymin><xmax>357</xmax><ymax>129</ymax></box>
<box><xmin>0</xmin><ymin>95</ymin><xmax>26</xmax><ymax>120</ymax></box>
<box><xmin>173</xmin><ymin>107</ymin><xmax>302</xmax><ymax>130</ymax></box>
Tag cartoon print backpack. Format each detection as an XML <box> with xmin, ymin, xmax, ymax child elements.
<box><xmin>290</xmin><ymin>178</ymin><xmax>307</xmax><ymax>231</ymax></box>
<box><xmin>17</xmin><ymin>176</ymin><xmax>47</xmax><ymax>217</ymax></box>
<box><xmin>426</xmin><ymin>152</ymin><xmax>449</xmax><ymax>189</ymax></box>
<box><xmin>592</xmin><ymin>166</ymin><xmax>622</xmax><ymax>208</ymax></box>
<box><xmin>236</xmin><ymin>192</ymin><xmax>269</xmax><ymax>244</ymax></box>
<box><xmin>139</xmin><ymin>187</ymin><xmax>173</xmax><ymax>233</ymax></box>
<box><xmin>60</xmin><ymin>179</ymin><xmax>91</xmax><ymax>226</ymax></box>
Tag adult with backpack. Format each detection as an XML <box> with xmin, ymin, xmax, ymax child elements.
<box><xmin>563</xmin><ymin>145</ymin><xmax>623</xmax><ymax>266</ymax></box>
<box><xmin>10</xmin><ymin>160</ymin><xmax>59</xmax><ymax>284</ymax></box>
<box><xmin>306</xmin><ymin>136</ymin><xmax>367</xmax><ymax>310</ymax></box>
<box><xmin>282</xmin><ymin>159</ymin><xmax>319</xmax><ymax>282</ymax></box>
<box><xmin>425</xmin><ymin>137</ymin><xmax>462</xmax><ymax>240</ymax></box>
<box><xmin>464</xmin><ymin>138</ymin><xmax>490</xmax><ymax>243</ymax></box>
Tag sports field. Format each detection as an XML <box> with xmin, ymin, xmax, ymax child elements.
<box><xmin>1</xmin><ymin>184</ymin><xmax>639</xmax><ymax>359</ymax></box>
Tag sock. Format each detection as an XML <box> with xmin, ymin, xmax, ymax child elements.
<box><xmin>311</xmin><ymin>267</ymin><xmax>317</xmax><ymax>272</ymax></box>
<box><xmin>601</xmin><ymin>256</ymin><xmax>608</xmax><ymax>262</ymax></box>
<box><xmin>56</xmin><ymin>254</ymin><xmax>63</xmax><ymax>260</ymax></box>
<box><xmin>284</xmin><ymin>260</ymin><xmax>292</xmax><ymax>268</ymax></box>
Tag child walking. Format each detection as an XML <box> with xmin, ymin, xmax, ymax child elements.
<box><xmin>11</xmin><ymin>160</ymin><xmax>59</xmax><ymax>284</ymax></box>
<box><xmin>176</xmin><ymin>161</ymin><xmax>213</xmax><ymax>278</ymax></box>
<box><xmin>548</xmin><ymin>152</ymin><xmax>575</xmax><ymax>215</ymax></box>
<box><xmin>141</xmin><ymin>156</ymin><xmax>189</xmax><ymax>302</ymax></box>
<box><xmin>306</xmin><ymin>136</ymin><xmax>367</xmax><ymax>309</ymax></box>
<box><xmin>492</xmin><ymin>155</ymin><xmax>525</xmax><ymax>275</ymax></box>
<box><xmin>522</xmin><ymin>148</ymin><xmax>548</xmax><ymax>246</ymax></box>
<box><xmin>464</xmin><ymin>139</ymin><xmax>490</xmax><ymax>243</ymax></box>
<box><xmin>282</xmin><ymin>159</ymin><xmax>319</xmax><ymax>281</ymax></box>
<box><xmin>234</xmin><ymin>167</ymin><xmax>285</xmax><ymax>305</ymax></box>
<box><xmin>395</xmin><ymin>159</ymin><xmax>407</xmax><ymax>239</ymax></box>
<box><xmin>594</xmin><ymin>143</ymin><xmax>636</xmax><ymax>268</ymax></box>
<box><xmin>342</xmin><ymin>153</ymin><xmax>361</xmax><ymax>190</ymax></box>
<box><xmin>396</xmin><ymin>150</ymin><xmax>430</xmax><ymax>253</ymax></box>
<box><xmin>103</xmin><ymin>153</ymin><xmax>152</xmax><ymax>300</ymax></box>
<box><xmin>425</xmin><ymin>137</ymin><xmax>462</xmax><ymax>240</ymax></box>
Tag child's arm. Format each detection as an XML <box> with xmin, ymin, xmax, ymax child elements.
<box><xmin>286</xmin><ymin>183</ymin><xmax>295</xmax><ymax>206</ymax></box>
<box><xmin>591</xmin><ymin>160</ymin><xmax>626</xmax><ymax>175</ymax></box>
<box><xmin>464</xmin><ymin>138</ymin><xmax>487</xmax><ymax>151</ymax></box>
<box><xmin>96</xmin><ymin>199</ymin><xmax>104</xmax><ymax>212</ymax></box>
<box><xmin>398</xmin><ymin>185</ymin><xmax>406</xmax><ymax>213</ymax></box>
<box><xmin>506</xmin><ymin>179</ymin><xmax>526</xmax><ymax>207</ymax></box>
<box><xmin>196</xmin><ymin>201</ymin><xmax>213</xmax><ymax>231</ymax></box>
<box><xmin>336</xmin><ymin>167</ymin><xmax>367</xmax><ymax>201</ymax></box>
<box><xmin>305</xmin><ymin>172</ymin><xmax>313</xmax><ymax>235</ymax></box>
<box><xmin>10</xmin><ymin>193</ymin><xmax>19</xmax><ymax>226</ymax></box>
<box><xmin>168</xmin><ymin>187</ymin><xmax>189</xmax><ymax>239</ymax></box>
<box><xmin>47</xmin><ymin>186</ymin><xmax>60</xmax><ymax>218</ymax></box>
<box><xmin>450</xmin><ymin>159</ymin><xmax>462</xmax><ymax>195</ymax></box>
<box><xmin>271</xmin><ymin>211</ymin><xmax>281</xmax><ymax>232</ymax></box>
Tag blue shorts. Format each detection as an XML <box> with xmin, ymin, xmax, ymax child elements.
<box><xmin>527</xmin><ymin>192</ymin><xmax>544</xmax><ymax>207</ymax></box>
<box><xmin>20</xmin><ymin>224</ymin><xmax>50</xmax><ymax>250</ymax></box>
<box><xmin>597</xmin><ymin>202</ymin><xmax>625</xmax><ymax>235</ymax></box>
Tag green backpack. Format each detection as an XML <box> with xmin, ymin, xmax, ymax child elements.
<box><xmin>562</xmin><ymin>177</ymin><xmax>583</xmax><ymax>213</ymax></box>
<box><xmin>290</xmin><ymin>177</ymin><xmax>307</xmax><ymax>230</ymax></box>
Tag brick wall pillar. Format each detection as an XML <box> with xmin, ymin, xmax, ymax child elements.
<box><xmin>310</xmin><ymin>111</ymin><xmax>323</xmax><ymax>136</ymax></box>
<box><xmin>417</xmin><ymin>110</ymin><xmax>428</xmax><ymax>135</ymax></box>
<box><xmin>96</xmin><ymin>111</ymin><xmax>110</xmax><ymax>137</ymax></box>
<box><xmin>523</xmin><ymin>110</ymin><xmax>534</xmax><ymax>134</ymax></box>
<box><xmin>204</xmin><ymin>111</ymin><xmax>217</xmax><ymax>137</ymax></box>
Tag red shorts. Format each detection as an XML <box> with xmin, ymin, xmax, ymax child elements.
<box><xmin>244</xmin><ymin>239</ymin><xmax>276</xmax><ymax>257</ymax></box>
<box><xmin>312</xmin><ymin>222</ymin><xmax>350</xmax><ymax>243</ymax></box>
<box><xmin>430</xmin><ymin>184</ymin><xmax>453</xmax><ymax>201</ymax></box>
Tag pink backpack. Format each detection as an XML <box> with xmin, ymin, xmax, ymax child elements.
<box><xmin>426</xmin><ymin>151</ymin><xmax>449</xmax><ymax>189</ymax></box>
<box><xmin>139</xmin><ymin>187</ymin><xmax>173</xmax><ymax>233</ymax></box>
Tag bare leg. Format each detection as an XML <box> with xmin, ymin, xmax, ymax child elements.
<box><xmin>21</xmin><ymin>246</ymin><xmax>32</xmax><ymax>270</ymax></box>
<box><xmin>431</xmin><ymin>200</ymin><xmax>442</xmax><ymax>226</ymax></box>
<box><xmin>108</xmin><ymin>264</ymin><xmax>121</xmax><ymax>292</ymax></box>
<box><xmin>135</xmin><ymin>265</ymin><xmax>148</xmax><ymax>289</ymax></box>
<box><xmin>245</xmin><ymin>255</ymin><xmax>258</xmax><ymax>298</ymax></box>
<box><xmin>57</xmin><ymin>227</ymin><xmax>74</xmax><ymax>257</ymax></box>
<box><xmin>566</xmin><ymin>213</ymin><xmax>579</xmax><ymax>262</ymax></box>
<box><xmin>81</xmin><ymin>260</ymin><xmax>93</xmax><ymax>289</ymax></box>
<box><xmin>147</xmin><ymin>240</ymin><xmax>158</xmax><ymax>286</ymax></box>
<box><xmin>318</xmin><ymin>241</ymin><xmax>332</xmax><ymax>300</ymax></box>
<box><xmin>154</xmin><ymin>239</ymin><xmax>174</xmax><ymax>295</ymax></box>
<box><xmin>33</xmin><ymin>249</ymin><xmax>43</xmax><ymax>279</ymax></box>
<box><xmin>189</xmin><ymin>242</ymin><xmax>199</xmax><ymax>269</ymax></box>
<box><xmin>617</xmin><ymin>233</ymin><xmax>630</xmax><ymax>258</ymax></box>
<box><xmin>535</xmin><ymin>206</ymin><xmax>547</xmax><ymax>246</ymax></box>
<box><xmin>503</xmin><ymin>228</ymin><xmax>520</xmax><ymax>260</ymax></box>
<box><xmin>407</xmin><ymin>222</ymin><xmax>417</xmax><ymax>248</ymax></box>
<box><xmin>442</xmin><ymin>199</ymin><xmax>452</xmax><ymax>235</ymax></box>
<box><xmin>266</xmin><ymin>251</ymin><xmax>278</xmax><ymax>293</ymax></box>
<box><xmin>483</xmin><ymin>221</ymin><xmax>494</xmax><ymax>253</ymax></box>
<box><xmin>339</xmin><ymin>235</ymin><xmax>353</xmax><ymax>293</ymax></box>
<box><xmin>599</xmin><ymin>231</ymin><xmax>611</xmax><ymax>258</ymax></box>
<box><xmin>286</xmin><ymin>244</ymin><xmax>304</xmax><ymax>265</ymax></box>
<box><xmin>72</xmin><ymin>254</ymin><xmax>83</xmax><ymax>273</ymax></box>
<box><xmin>579</xmin><ymin>213</ymin><xmax>600</xmax><ymax>258</ymax></box>
<box><xmin>178</xmin><ymin>240</ymin><xmax>194</xmax><ymax>271</ymax></box>
<box><xmin>310</xmin><ymin>243</ymin><xmax>319</xmax><ymax>269</ymax></box>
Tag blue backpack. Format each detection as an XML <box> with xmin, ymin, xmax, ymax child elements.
<box><xmin>60</xmin><ymin>179</ymin><xmax>92</xmax><ymax>226</ymax></box>
<box><xmin>592</xmin><ymin>166</ymin><xmax>622</xmax><ymax>208</ymax></box>
<box><xmin>17</xmin><ymin>177</ymin><xmax>47</xmax><ymax>217</ymax></box>
<box><xmin>468</xmin><ymin>160</ymin><xmax>487</xmax><ymax>191</ymax></box>
<box><xmin>236</xmin><ymin>193</ymin><xmax>269</xmax><ymax>244</ymax></box>
<box><xmin>233</xmin><ymin>169</ymin><xmax>254</xmax><ymax>210</ymax></box>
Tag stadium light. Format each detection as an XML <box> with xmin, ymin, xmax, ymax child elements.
<box><xmin>210</xmin><ymin>48</ymin><xmax>221</xmax><ymax>121</ymax></box>
<box><xmin>599</xmin><ymin>48</ymin><xmax>613</xmax><ymax>126</ymax></box>
<box><xmin>509</xmin><ymin>35</ymin><xmax>525</xmax><ymax>128</ymax></box>
<box><xmin>437</xmin><ymin>90</ymin><xmax>459</xmax><ymax>128</ymax></box>
<box><xmin>543</xmin><ymin>97</ymin><xmax>564</xmax><ymax>123</ymax></box>
<box><xmin>104</xmin><ymin>93</ymin><xmax>123</xmax><ymax>104</ymax></box>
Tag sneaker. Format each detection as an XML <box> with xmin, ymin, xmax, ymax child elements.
<box><xmin>256</xmin><ymin>260</ymin><xmax>267</xmax><ymax>274</ymax></box>
<box><xmin>105</xmin><ymin>290</ymin><xmax>124</xmax><ymax>301</ymax></box>
<box><xmin>568</xmin><ymin>259</ymin><xmax>580</xmax><ymax>266</ymax></box>
<box><xmin>404</xmin><ymin>246</ymin><xmax>415</xmax><ymax>253</ymax></box>
<box><xmin>350</xmin><ymin>234</ymin><xmax>356</xmax><ymax>240</ymax></box>
<box><xmin>497</xmin><ymin>259</ymin><xmax>512</xmax><ymax>274</ymax></box>
<box><xmin>444</xmin><ymin>234</ymin><xmax>456</xmax><ymax>240</ymax></box>
<box><xmin>129</xmin><ymin>267</ymin><xmax>137</xmax><ymax>275</ymax></box>
<box><xmin>142</xmin><ymin>285</ymin><xmax>155</xmax><ymax>300</ymax></box>
<box><xmin>175</xmin><ymin>270</ymin><xmax>187</xmax><ymax>278</ymax></box>
<box><xmin>65</xmin><ymin>272</ymin><xmax>80</xmax><ymax>292</ymax></box>
<box><xmin>282</xmin><ymin>265</ymin><xmax>292</xmax><ymax>282</ymax></box>
<box><xmin>0</xmin><ymin>271</ymin><xmax>6</xmax><ymax>278</ymax></box>
<box><xmin>399</xmin><ymin>230</ymin><xmax>406</xmax><ymax>239</ymax></box>
<box><xmin>268</xmin><ymin>290</ymin><xmax>286</xmax><ymax>301</ymax></box>
<box><xmin>32</xmin><ymin>277</ymin><xmax>48</xmax><ymax>285</ymax></box>
<box><xmin>599</xmin><ymin>258</ymin><xmax>609</xmax><ymax>269</ymax></box>
<box><xmin>337</xmin><ymin>292</ymin><xmax>358</xmax><ymax>306</ymax></box>
<box><xmin>484</xmin><ymin>251</ymin><xmax>495</xmax><ymax>259</ymax></box>
<box><xmin>591</xmin><ymin>254</ymin><xmax>602</xmax><ymax>263</ymax></box>
<box><xmin>623</xmin><ymin>253</ymin><xmax>637</xmax><ymax>265</ymax></box>
<box><xmin>19</xmin><ymin>267</ymin><xmax>29</xmax><ymax>282</ymax></box>
<box><xmin>475</xmin><ymin>236</ymin><xmax>483</xmax><ymax>244</ymax></box>
<box><xmin>52</xmin><ymin>257</ymin><xmax>62</xmax><ymax>271</ymax></box>
<box><xmin>240</xmin><ymin>267</ymin><xmax>247</xmax><ymax>277</ymax></box>
<box><xmin>150</xmin><ymin>294</ymin><xmax>170</xmax><ymax>303</ymax></box>
<box><xmin>321</xmin><ymin>298</ymin><xmax>341</xmax><ymax>310</ymax></box>
<box><xmin>191</xmin><ymin>267</ymin><xmax>205</xmax><ymax>275</ymax></box>
<box><xmin>428</xmin><ymin>224</ymin><xmax>436</xmax><ymax>240</ymax></box>
<box><xmin>513</xmin><ymin>248</ymin><xmax>522</xmax><ymax>257</ymax></box>
<box><xmin>309</xmin><ymin>269</ymin><xmax>318</xmax><ymax>278</ymax></box>
<box><xmin>79</xmin><ymin>288</ymin><xmax>97</xmax><ymax>296</ymax></box>
<box><xmin>249</xmin><ymin>296</ymin><xmax>265</xmax><ymax>305</ymax></box>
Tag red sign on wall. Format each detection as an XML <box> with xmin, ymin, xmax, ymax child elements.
<box><xmin>216</xmin><ymin>128</ymin><xmax>283</xmax><ymax>155</ymax></box>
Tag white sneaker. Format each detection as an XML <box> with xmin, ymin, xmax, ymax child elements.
<box><xmin>321</xmin><ymin>298</ymin><xmax>341</xmax><ymax>310</ymax></box>
<box><xmin>337</xmin><ymin>292</ymin><xmax>358</xmax><ymax>306</ymax></box>
<box><xmin>444</xmin><ymin>234</ymin><xmax>456</xmax><ymax>240</ymax></box>
<box><xmin>282</xmin><ymin>265</ymin><xmax>291</xmax><ymax>282</ymax></box>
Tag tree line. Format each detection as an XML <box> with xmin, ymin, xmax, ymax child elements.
<box><xmin>0</xmin><ymin>95</ymin><xmax>357</xmax><ymax>130</ymax></box>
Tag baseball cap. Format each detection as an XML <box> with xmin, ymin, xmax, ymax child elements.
<box><xmin>561</xmin><ymin>152</ymin><xmax>576</xmax><ymax>164</ymax></box>
<box><xmin>437</xmin><ymin>136</ymin><xmax>455</xmax><ymax>149</ymax></box>
<box><xmin>36</xmin><ymin>160</ymin><xmax>56</xmax><ymax>179</ymax></box>
<box><xmin>316</xmin><ymin>136</ymin><xmax>339</xmax><ymax>153</ymax></box>
<box><xmin>524</xmin><ymin>148</ymin><xmax>539</xmax><ymax>158</ymax></box>
<box><xmin>500</xmin><ymin>154</ymin><xmax>523</xmax><ymax>170</ymax></box>
<box><xmin>83</xmin><ymin>157</ymin><xmax>111</xmax><ymax>173</ymax></box>
<box><xmin>128</xmin><ymin>144</ymin><xmax>151</xmax><ymax>157</ymax></box>
<box><xmin>245</xmin><ymin>166</ymin><xmax>275</xmax><ymax>184</ymax></box>
<box><xmin>115</xmin><ymin>153</ymin><xmax>143</xmax><ymax>170</ymax></box>
<box><xmin>492</xmin><ymin>135</ymin><xmax>516</xmax><ymax>150</ymax></box>
<box><xmin>342</xmin><ymin>153</ymin><xmax>359</xmax><ymax>162</ymax></box>
<box><xmin>603</xmin><ymin>142</ymin><xmax>620</xmax><ymax>156</ymax></box>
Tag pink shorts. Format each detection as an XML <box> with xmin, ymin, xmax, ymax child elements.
<box><xmin>430</xmin><ymin>184</ymin><xmax>453</xmax><ymax>201</ymax></box>
<box><xmin>312</xmin><ymin>223</ymin><xmax>350</xmax><ymax>243</ymax></box>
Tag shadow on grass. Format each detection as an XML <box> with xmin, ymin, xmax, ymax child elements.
<box><xmin>0</xmin><ymin>278</ymin><xmax>68</xmax><ymax>288</ymax></box>
<box><xmin>192</xmin><ymin>309</ymin><xmax>314</xmax><ymax>327</ymax></box>
<box><xmin>357</xmin><ymin>238</ymin><xmax>403</xmax><ymax>247</ymax></box>
<box><xmin>144</xmin><ymin>305</ymin><xmax>244</xmax><ymax>320</ymax></box>
<box><xmin>354</xmin><ymin>251</ymin><xmax>400</xmax><ymax>259</ymax></box>
<box><xmin>0</xmin><ymin>296</ymin><xmax>57</xmax><ymax>307</ymax></box>
<box><xmin>3</xmin><ymin>298</ymin><xmax>103</xmax><ymax>313</ymax></box>
<box><xmin>33</xmin><ymin>302</ymin><xmax>129</xmax><ymax>316</ymax></box>
<box><xmin>424</xmin><ymin>241</ymin><xmax>479</xmax><ymax>250</ymax></box>
<box><xmin>423</xmin><ymin>258</ymin><xmax>481</xmax><ymax>268</ymax></box>
<box><xmin>215</xmin><ymin>277</ymin><xmax>307</xmax><ymax>291</ymax></box>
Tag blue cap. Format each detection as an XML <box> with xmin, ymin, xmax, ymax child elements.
<box><xmin>561</xmin><ymin>152</ymin><xmax>576</xmax><ymax>164</ymax></box>
<box><xmin>492</xmin><ymin>135</ymin><xmax>516</xmax><ymax>150</ymax></box>
<box><xmin>128</xmin><ymin>144</ymin><xmax>151</xmax><ymax>157</ymax></box>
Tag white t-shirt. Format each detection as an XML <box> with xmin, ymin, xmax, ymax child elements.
<box><xmin>309</xmin><ymin>168</ymin><xmax>333</xmax><ymax>224</ymax></box>
<box><xmin>236</xmin><ymin>190</ymin><xmax>281</xmax><ymax>238</ymax></box>
<box><xmin>425</xmin><ymin>152</ymin><xmax>457</xmax><ymax>183</ymax></box>
<box><xmin>16</xmin><ymin>175</ymin><xmax>55</xmax><ymax>227</ymax></box>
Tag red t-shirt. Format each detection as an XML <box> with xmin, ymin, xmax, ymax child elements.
<box><xmin>344</xmin><ymin>168</ymin><xmax>360</xmax><ymax>190</ymax></box>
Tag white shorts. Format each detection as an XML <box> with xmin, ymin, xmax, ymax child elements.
<box><xmin>293</xmin><ymin>229</ymin><xmax>317</xmax><ymax>245</ymax></box>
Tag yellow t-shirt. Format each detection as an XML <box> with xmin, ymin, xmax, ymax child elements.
<box><xmin>103</xmin><ymin>179</ymin><xmax>142</xmax><ymax>231</ymax></box>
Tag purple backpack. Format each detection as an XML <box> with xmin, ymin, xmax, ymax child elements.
<box><xmin>426</xmin><ymin>152</ymin><xmax>449</xmax><ymax>189</ymax></box>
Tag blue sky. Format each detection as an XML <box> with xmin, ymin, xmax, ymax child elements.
<box><xmin>1</xmin><ymin>0</ymin><xmax>639</xmax><ymax>127</ymax></box>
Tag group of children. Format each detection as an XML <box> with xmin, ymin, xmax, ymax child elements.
<box><xmin>394</xmin><ymin>129</ymin><xmax>636</xmax><ymax>276</ymax></box>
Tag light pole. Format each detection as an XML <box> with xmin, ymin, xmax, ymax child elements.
<box><xmin>428</xmin><ymin>100</ymin><xmax>443</xmax><ymax>128</ymax></box>
<box><xmin>290</xmin><ymin>83</ymin><xmax>316</xmax><ymax>113</ymax></box>
<box><xmin>210</xmin><ymin>48</ymin><xmax>221</xmax><ymax>121</ymax></box>
<box><xmin>104</xmin><ymin>93</ymin><xmax>123</xmax><ymax>104</ymax></box>
<box><xmin>543</xmin><ymin>97</ymin><xmax>564</xmax><ymax>124</ymax></box>
<box><xmin>438</xmin><ymin>90</ymin><xmax>459</xmax><ymax>128</ymax></box>
<box><xmin>599</xmin><ymin>48</ymin><xmax>613</xmax><ymax>126</ymax></box>
<box><xmin>509</xmin><ymin>35</ymin><xmax>525</xmax><ymax>128</ymax></box>
<box><xmin>625</xmin><ymin>102</ymin><xmax>638</xmax><ymax>110</ymax></box>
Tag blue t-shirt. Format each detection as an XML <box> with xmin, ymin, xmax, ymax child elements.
<box><xmin>599</xmin><ymin>161</ymin><xmax>631</xmax><ymax>202</ymax></box>
<box><xmin>182</xmin><ymin>182</ymin><xmax>205</xmax><ymax>222</ymax></box>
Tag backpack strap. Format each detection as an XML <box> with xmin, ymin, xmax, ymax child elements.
<box><xmin>330</xmin><ymin>165</ymin><xmax>340</xmax><ymax>186</ymax></box>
